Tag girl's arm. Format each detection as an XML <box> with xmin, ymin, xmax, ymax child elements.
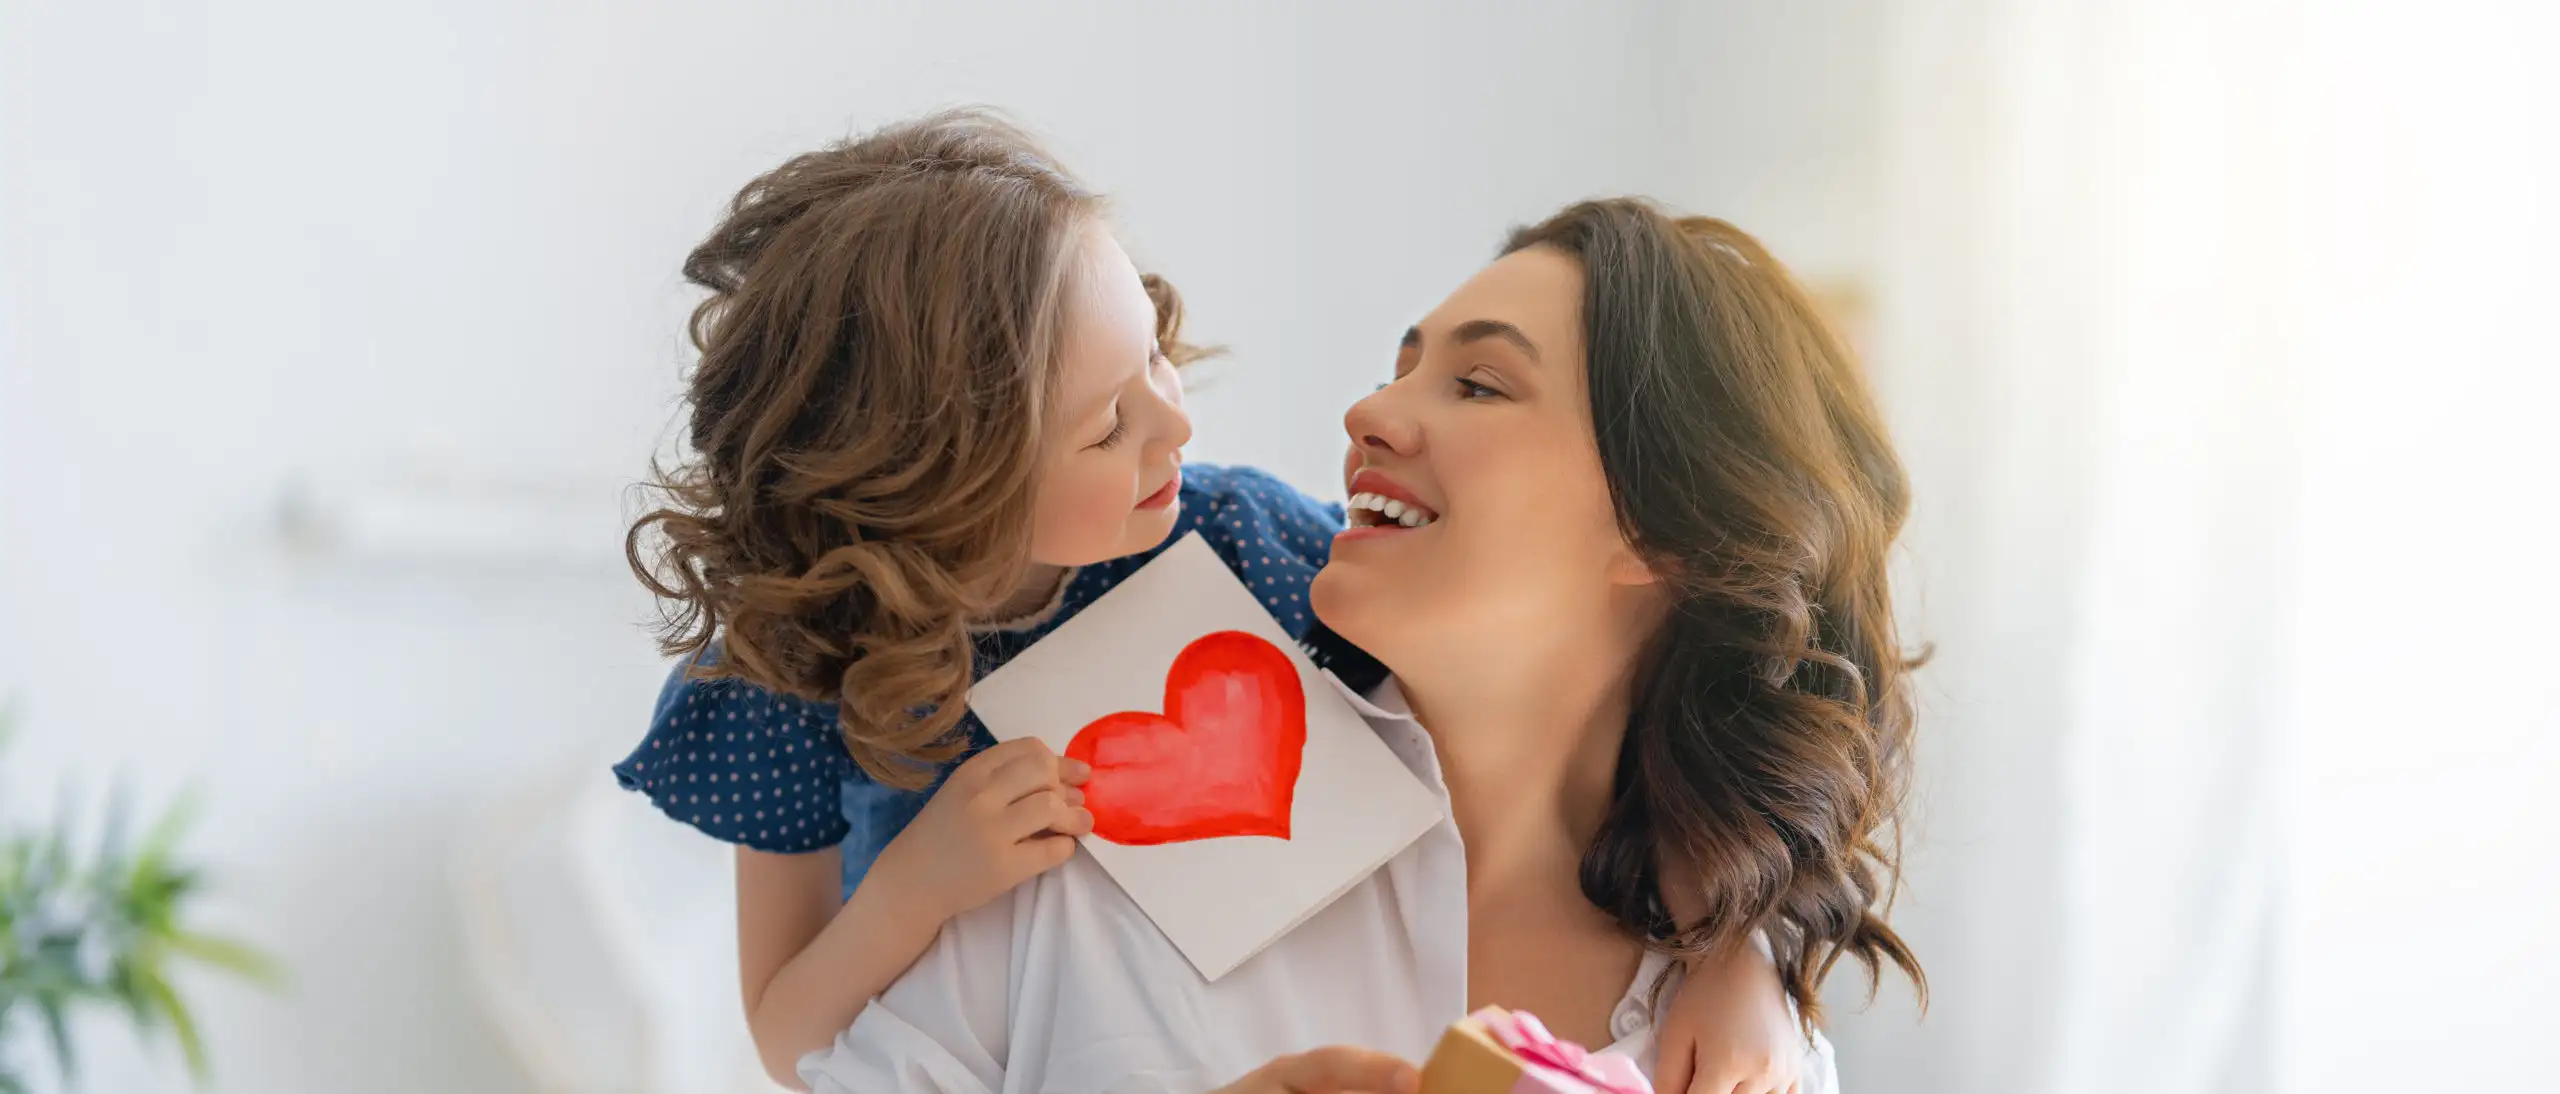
<box><xmin>1651</xmin><ymin>938</ymin><xmax>1803</xmax><ymax>1094</ymax></box>
<box><xmin>1651</xmin><ymin>856</ymin><xmax>1806</xmax><ymax>1094</ymax></box>
<box><xmin>736</xmin><ymin>847</ymin><xmax>939</xmax><ymax>1089</ymax></box>
<box><xmin>732</xmin><ymin>738</ymin><xmax>1092</xmax><ymax>1089</ymax></box>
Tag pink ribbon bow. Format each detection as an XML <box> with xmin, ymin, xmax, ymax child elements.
<box><xmin>1478</xmin><ymin>1008</ymin><xmax>1655</xmax><ymax>1094</ymax></box>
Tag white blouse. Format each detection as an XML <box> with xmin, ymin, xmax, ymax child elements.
<box><xmin>800</xmin><ymin>673</ymin><xmax>1838</xmax><ymax>1094</ymax></box>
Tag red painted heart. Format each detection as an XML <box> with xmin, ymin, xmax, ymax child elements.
<box><xmin>1066</xmin><ymin>630</ymin><xmax>1307</xmax><ymax>846</ymax></box>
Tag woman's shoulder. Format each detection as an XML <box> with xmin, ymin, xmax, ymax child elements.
<box><xmin>611</xmin><ymin>650</ymin><xmax>858</xmax><ymax>853</ymax></box>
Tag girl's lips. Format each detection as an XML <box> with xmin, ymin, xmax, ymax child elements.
<box><xmin>1136</xmin><ymin>471</ymin><xmax>1182</xmax><ymax>510</ymax></box>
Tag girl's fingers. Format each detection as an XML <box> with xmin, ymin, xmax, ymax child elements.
<box><xmin>1012</xmin><ymin>831</ymin><xmax>1078</xmax><ymax>873</ymax></box>
<box><xmin>1002</xmin><ymin>787</ymin><xmax>1092</xmax><ymax>840</ymax></box>
<box><xmin>977</xmin><ymin>741</ymin><xmax>1069</xmax><ymax>804</ymax></box>
<box><xmin>1049</xmin><ymin>792</ymin><xmax>1094</xmax><ymax>836</ymax></box>
<box><xmin>955</xmin><ymin>737</ymin><xmax>1048</xmax><ymax>785</ymax></box>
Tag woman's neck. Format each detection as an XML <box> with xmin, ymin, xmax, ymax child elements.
<box><xmin>1398</xmin><ymin>628</ymin><xmax>1642</xmax><ymax>904</ymax></box>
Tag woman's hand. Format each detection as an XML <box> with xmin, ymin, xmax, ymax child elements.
<box><xmin>1653</xmin><ymin>939</ymin><xmax>1803</xmax><ymax>1094</ymax></box>
<box><xmin>1210</xmin><ymin>1047</ymin><xmax>1419</xmax><ymax>1094</ymax></box>
<box><xmin>870</xmin><ymin>736</ymin><xmax>1094</xmax><ymax>926</ymax></box>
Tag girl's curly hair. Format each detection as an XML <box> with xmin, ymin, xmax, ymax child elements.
<box><xmin>626</xmin><ymin>110</ymin><xmax>1196</xmax><ymax>790</ymax></box>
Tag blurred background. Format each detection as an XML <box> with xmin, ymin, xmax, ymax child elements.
<box><xmin>3</xmin><ymin>1</ymin><xmax>2555</xmax><ymax>1091</ymax></box>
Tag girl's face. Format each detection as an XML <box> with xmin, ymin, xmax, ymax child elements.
<box><xmin>1028</xmin><ymin>223</ymin><xmax>1192</xmax><ymax>567</ymax></box>
<box><xmin>1311</xmin><ymin>245</ymin><xmax>1656</xmax><ymax>661</ymax></box>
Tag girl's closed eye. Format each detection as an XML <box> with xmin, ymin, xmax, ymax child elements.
<box><xmin>1091</xmin><ymin>417</ymin><xmax>1128</xmax><ymax>450</ymax></box>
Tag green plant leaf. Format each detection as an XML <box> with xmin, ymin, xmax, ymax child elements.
<box><xmin>130</xmin><ymin>789</ymin><xmax>200</xmax><ymax>897</ymax></box>
<box><xmin>136</xmin><ymin>966</ymin><xmax>208</xmax><ymax>1083</ymax></box>
<box><xmin>35</xmin><ymin>995</ymin><xmax>74</xmax><ymax>1079</ymax></box>
<box><xmin>166</xmin><ymin>932</ymin><xmax>285</xmax><ymax>988</ymax></box>
<box><xmin>25</xmin><ymin>825</ymin><xmax>66</xmax><ymax>897</ymax></box>
<box><xmin>0</xmin><ymin>721</ymin><xmax>278</xmax><ymax>1087</ymax></box>
<box><xmin>108</xmin><ymin>957</ymin><xmax>159</xmax><ymax>1028</ymax></box>
<box><xmin>95</xmin><ymin>781</ymin><xmax>133</xmax><ymax>874</ymax></box>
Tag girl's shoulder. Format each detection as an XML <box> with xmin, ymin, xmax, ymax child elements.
<box><xmin>1175</xmin><ymin>462</ymin><xmax>1343</xmax><ymax>566</ymax></box>
<box><xmin>611</xmin><ymin>649</ymin><xmax>858</xmax><ymax>853</ymax></box>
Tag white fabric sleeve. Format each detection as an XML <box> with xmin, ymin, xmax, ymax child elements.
<box><xmin>797</xmin><ymin>888</ymin><xmax>1023</xmax><ymax>1094</ymax></box>
<box><xmin>1803</xmin><ymin>1027</ymin><xmax>1841</xmax><ymax>1094</ymax></box>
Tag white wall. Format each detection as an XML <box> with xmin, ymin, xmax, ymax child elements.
<box><xmin>2278</xmin><ymin>5</ymin><xmax>2560</xmax><ymax>1090</ymax></box>
<box><xmin>1648</xmin><ymin>0</ymin><xmax>1887</xmax><ymax>282</ymax></box>
<box><xmin>0</xmin><ymin>2</ymin><xmax>1809</xmax><ymax>1090</ymax></box>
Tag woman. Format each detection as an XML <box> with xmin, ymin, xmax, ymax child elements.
<box><xmin>801</xmin><ymin>198</ymin><xmax>1925</xmax><ymax>1093</ymax></box>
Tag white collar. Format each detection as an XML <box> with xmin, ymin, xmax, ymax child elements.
<box><xmin>1321</xmin><ymin>669</ymin><xmax>1415</xmax><ymax>723</ymax></box>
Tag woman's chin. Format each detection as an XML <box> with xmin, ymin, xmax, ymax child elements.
<box><xmin>1309</xmin><ymin>565</ymin><xmax>1396</xmax><ymax>652</ymax></box>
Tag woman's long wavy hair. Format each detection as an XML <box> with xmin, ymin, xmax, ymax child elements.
<box><xmin>625</xmin><ymin>110</ymin><xmax>1197</xmax><ymax>790</ymax></box>
<box><xmin>1516</xmin><ymin>201</ymin><xmax>1927</xmax><ymax>1022</ymax></box>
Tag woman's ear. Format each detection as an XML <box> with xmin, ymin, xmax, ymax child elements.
<box><xmin>1606</xmin><ymin>543</ymin><xmax>1664</xmax><ymax>588</ymax></box>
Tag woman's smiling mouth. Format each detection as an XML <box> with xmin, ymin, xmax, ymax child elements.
<box><xmin>1336</xmin><ymin>469</ymin><xmax>1440</xmax><ymax>542</ymax></box>
<box><xmin>1345</xmin><ymin>491</ymin><xmax>1437</xmax><ymax>528</ymax></box>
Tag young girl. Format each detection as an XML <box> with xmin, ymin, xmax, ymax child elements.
<box><xmin>615</xmin><ymin>110</ymin><xmax>1805</xmax><ymax>1092</ymax></box>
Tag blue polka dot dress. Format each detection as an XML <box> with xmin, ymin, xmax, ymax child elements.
<box><xmin>612</xmin><ymin>464</ymin><xmax>1348</xmax><ymax>899</ymax></box>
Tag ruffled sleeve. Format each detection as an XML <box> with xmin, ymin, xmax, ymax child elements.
<box><xmin>611</xmin><ymin>659</ymin><xmax>855</xmax><ymax>854</ymax></box>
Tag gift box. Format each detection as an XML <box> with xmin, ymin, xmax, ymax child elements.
<box><xmin>1417</xmin><ymin>1007</ymin><xmax>1653</xmax><ymax>1094</ymax></box>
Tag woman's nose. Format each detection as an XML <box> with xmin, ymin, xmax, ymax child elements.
<box><xmin>1343</xmin><ymin>385</ymin><xmax>1418</xmax><ymax>457</ymax></box>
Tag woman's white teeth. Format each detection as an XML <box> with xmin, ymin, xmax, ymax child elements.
<box><xmin>1349</xmin><ymin>491</ymin><xmax>1435</xmax><ymax>528</ymax></box>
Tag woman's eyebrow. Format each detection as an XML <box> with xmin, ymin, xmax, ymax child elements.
<box><xmin>1402</xmin><ymin>320</ymin><xmax>1541</xmax><ymax>363</ymax></box>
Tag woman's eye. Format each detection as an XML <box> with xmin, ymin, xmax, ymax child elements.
<box><xmin>1455</xmin><ymin>377</ymin><xmax>1500</xmax><ymax>399</ymax></box>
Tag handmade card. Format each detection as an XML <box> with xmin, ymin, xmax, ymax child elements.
<box><xmin>968</xmin><ymin>532</ymin><xmax>1443</xmax><ymax>980</ymax></box>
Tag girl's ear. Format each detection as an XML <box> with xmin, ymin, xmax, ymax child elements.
<box><xmin>1142</xmin><ymin>273</ymin><xmax>1221</xmax><ymax>368</ymax></box>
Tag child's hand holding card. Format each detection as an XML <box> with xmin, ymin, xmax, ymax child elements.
<box><xmin>968</xmin><ymin>533</ymin><xmax>1443</xmax><ymax>980</ymax></box>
